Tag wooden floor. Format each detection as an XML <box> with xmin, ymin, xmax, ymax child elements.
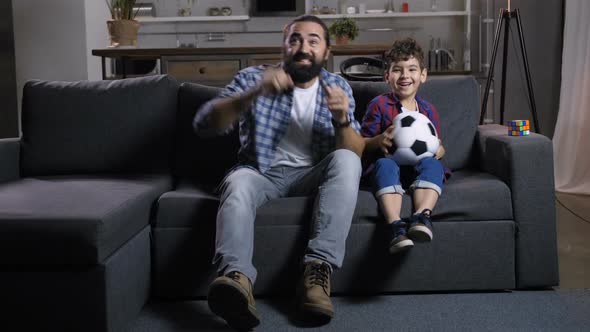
<box><xmin>555</xmin><ymin>192</ymin><xmax>590</xmax><ymax>289</ymax></box>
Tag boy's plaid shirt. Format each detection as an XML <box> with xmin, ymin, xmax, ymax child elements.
<box><xmin>360</xmin><ymin>92</ymin><xmax>445</xmax><ymax>177</ymax></box>
<box><xmin>360</xmin><ymin>92</ymin><xmax>441</xmax><ymax>139</ymax></box>
<box><xmin>194</xmin><ymin>65</ymin><xmax>361</xmax><ymax>173</ymax></box>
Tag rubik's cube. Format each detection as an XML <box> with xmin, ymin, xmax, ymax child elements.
<box><xmin>507</xmin><ymin>120</ymin><xmax>530</xmax><ymax>136</ymax></box>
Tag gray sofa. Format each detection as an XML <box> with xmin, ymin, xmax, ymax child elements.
<box><xmin>0</xmin><ymin>74</ymin><xmax>558</xmax><ymax>331</ymax></box>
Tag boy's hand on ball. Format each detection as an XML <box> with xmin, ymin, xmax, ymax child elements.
<box><xmin>435</xmin><ymin>141</ymin><xmax>445</xmax><ymax>159</ymax></box>
<box><xmin>380</xmin><ymin>125</ymin><xmax>396</xmax><ymax>155</ymax></box>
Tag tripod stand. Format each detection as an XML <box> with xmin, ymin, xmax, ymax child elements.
<box><xmin>479</xmin><ymin>8</ymin><xmax>540</xmax><ymax>133</ymax></box>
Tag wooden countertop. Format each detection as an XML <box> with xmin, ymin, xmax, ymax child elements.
<box><xmin>91</xmin><ymin>44</ymin><xmax>392</xmax><ymax>58</ymax></box>
<box><xmin>93</xmin><ymin>45</ymin><xmax>472</xmax><ymax>77</ymax></box>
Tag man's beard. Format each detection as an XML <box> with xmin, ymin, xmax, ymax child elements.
<box><xmin>284</xmin><ymin>52</ymin><xmax>325</xmax><ymax>84</ymax></box>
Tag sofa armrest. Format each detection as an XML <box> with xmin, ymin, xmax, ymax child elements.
<box><xmin>0</xmin><ymin>138</ymin><xmax>20</xmax><ymax>183</ymax></box>
<box><xmin>477</xmin><ymin>124</ymin><xmax>558</xmax><ymax>288</ymax></box>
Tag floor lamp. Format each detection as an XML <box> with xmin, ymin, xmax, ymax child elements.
<box><xmin>479</xmin><ymin>7</ymin><xmax>540</xmax><ymax>134</ymax></box>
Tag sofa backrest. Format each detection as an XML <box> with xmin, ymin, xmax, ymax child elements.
<box><xmin>177</xmin><ymin>75</ymin><xmax>480</xmax><ymax>184</ymax></box>
<box><xmin>21</xmin><ymin>75</ymin><xmax>179</xmax><ymax>176</ymax></box>
<box><xmin>175</xmin><ymin>83</ymin><xmax>238</xmax><ymax>186</ymax></box>
<box><xmin>350</xmin><ymin>76</ymin><xmax>480</xmax><ymax>170</ymax></box>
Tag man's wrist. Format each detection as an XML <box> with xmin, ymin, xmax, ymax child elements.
<box><xmin>232</xmin><ymin>87</ymin><xmax>260</xmax><ymax>110</ymax></box>
<box><xmin>331</xmin><ymin>116</ymin><xmax>351</xmax><ymax>128</ymax></box>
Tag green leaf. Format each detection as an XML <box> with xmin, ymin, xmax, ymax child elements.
<box><xmin>328</xmin><ymin>17</ymin><xmax>359</xmax><ymax>41</ymax></box>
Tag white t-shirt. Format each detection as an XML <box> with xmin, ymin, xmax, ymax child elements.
<box><xmin>271</xmin><ymin>79</ymin><xmax>319</xmax><ymax>168</ymax></box>
<box><xmin>400</xmin><ymin>99</ymin><xmax>419</xmax><ymax>113</ymax></box>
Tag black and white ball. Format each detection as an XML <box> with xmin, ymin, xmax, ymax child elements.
<box><xmin>389</xmin><ymin>112</ymin><xmax>440</xmax><ymax>166</ymax></box>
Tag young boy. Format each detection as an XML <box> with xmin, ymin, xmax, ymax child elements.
<box><xmin>361</xmin><ymin>37</ymin><xmax>446</xmax><ymax>254</ymax></box>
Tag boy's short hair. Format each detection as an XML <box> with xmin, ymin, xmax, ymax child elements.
<box><xmin>385</xmin><ymin>37</ymin><xmax>425</xmax><ymax>70</ymax></box>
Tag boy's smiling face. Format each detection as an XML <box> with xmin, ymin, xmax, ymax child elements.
<box><xmin>385</xmin><ymin>56</ymin><xmax>427</xmax><ymax>101</ymax></box>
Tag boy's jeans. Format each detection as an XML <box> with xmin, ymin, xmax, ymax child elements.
<box><xmin>213</xmin><ymin>149</ymin><xmax>362</xmax><ymax>284</ymax></box>
<box><xmin>372</xmin><ymin>157</ymin><xmax>444</xmax><ymax>198</ymax></box>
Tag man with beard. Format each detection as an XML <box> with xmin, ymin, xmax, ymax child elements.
<box><xmin>193</xmin><ymin>15</ymin><xmax>364</xmax><ymax>330</ymax></box>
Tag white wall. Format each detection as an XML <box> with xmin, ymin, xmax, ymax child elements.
<box><xmin>84</xmin><ymin>0</ymin><xmax>110</xmax><ymax>81</ymax></box>
<box><xmin>13</xmin><ymin>0</ymin><xmax>109</xmax><ymax>83</ymax></box>
<box><xmin>12</xmin><ymin>0</ymin><xmax>110</xmax><ymax>130</ymax></box>
<box><xmin>13</xmin><ymin>0</ymin><xmax>87</xmax><ymax>84</ymax></box>
<box><xmin>12</xmin><ymin>0</ymin><xmax>84</xmax><ymax>127</ymax></box>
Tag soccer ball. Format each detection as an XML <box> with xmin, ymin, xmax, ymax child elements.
<box><xmin>389</xmin><ymin>112</ymin><xmax>440</xmax><ymax>166</ymax></box>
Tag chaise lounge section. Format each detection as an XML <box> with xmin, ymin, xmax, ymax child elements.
<box><xmin>0</xmin><ymin>75</ymin><xmax>178</xmax><ymax>331</ymax></box>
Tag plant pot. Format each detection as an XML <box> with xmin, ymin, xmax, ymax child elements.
<box><xmin>335</xmin><ymin>36</ymin><xmax>350</xmax><ymax>45</ymax></box>
<box><xmin>107</xmin><ymin>20</ymin><xmax>140</xmax><ymax>47</ymax></box>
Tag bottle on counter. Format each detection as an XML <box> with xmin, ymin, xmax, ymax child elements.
<box><xmin>385</xmin><ymin>0</ymin><xmax>395</xmax><ymax>13</ymax></box>
<box><xmin>428</xmin><ymin>36</ymin><xmax>436</xmax><ymax>72</ymax></box>
<box><xmin>463</xmin><ymin>32</ymin><xmax>471</xmax><ymax>71</ymax></box>
<box><xmin>339</xmin><ymin>0</ymin><xmax>349</xmax><ymax>14</ymax></box>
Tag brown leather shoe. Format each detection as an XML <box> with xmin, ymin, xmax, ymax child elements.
<box><xmin>207</xmin><ymin>271</ymin><xmax>260</xmax><ymax>330</ymax></box>
<box><xmin>298</xmin><ymin>260</ymin><xmax>334</xmax><ymax>321</ymax></box>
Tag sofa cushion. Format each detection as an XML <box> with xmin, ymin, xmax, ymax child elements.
<box><xmin>355</xmin><ymin>170</ymin><xmax>513</xmax><ymax>224</ymax></box>
<box><xmin>153</xmin><ymin>170</ymin><xmax>514</xmax><ymax>297</ymax></box>
<box><xmin>175</xmin><ymin>83</ymin><xmax>239</xmax><ymax>186</ymax></box>
<box><xmin>21</xmin><ymin>75</ymin><xmax>179</xmax><ymax>176</ymax></box>
<box><xmin>349</xmin><ymin>76</ymin><xmax>480</xmax><ymax>171</ymax></box>
<box><xmin>155</xmin><ymin>183</ymin><xmax>316</xmax><ymax>229</ymax></box>
<box><xmin>0</xmin><ymin>174</ymin><xmax>172</xmax><ymax>265</ymax></box>
<box><xmin>154</xmin><ymin>183</ymin><xmax>219</xmax><ymax>228</ymax></box>
<box><xmin>154</xmin><ymin>169</ymin><xmax>511</xmax><ymax>229</ymax></box>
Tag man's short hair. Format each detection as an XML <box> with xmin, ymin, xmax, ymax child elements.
<box><xmin>385</xmin><ymin>37</ymin><xmax>425</xmax><ymax>70</ymax></box>
<box><xmin>283</xmin><ymin>15</ymin><xmax>331</xmax><ymax>48</ymax></box>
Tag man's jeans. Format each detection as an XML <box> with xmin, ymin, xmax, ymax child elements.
<box><xmin>213</xmin><ymin>149</ymin><xmax>362</xmax><ymax>284</ymax></box>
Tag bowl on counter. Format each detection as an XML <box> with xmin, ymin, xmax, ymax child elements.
<box><xmin>365</xmin><ymin>9</ymin><xmax>385</xmax><ymax>14</ymax></box>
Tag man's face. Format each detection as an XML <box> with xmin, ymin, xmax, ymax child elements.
<box><xmin>283</xmin><ymin>21</ymin><xmax>330</xmax><ymax>84</ymax></box>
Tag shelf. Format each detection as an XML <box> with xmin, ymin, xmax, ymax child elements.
<box><xmin>138</xmin><ymin>15</ymin><xmax>250</xmax><ymax>23</ymax></box>
<box><xmin>136</xmin><ymin>11</ymin><xmax>468</xmax><ymax>23</ymax></box>
<box><xmin>315</xmin><ymin>11</ymin><xmax>470</xmax><ymax>19</ymax></box>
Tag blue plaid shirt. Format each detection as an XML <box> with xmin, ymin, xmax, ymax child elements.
<box><xmin>194</xmin><ymin>65</ymin><xmax>361</xmax><ymax>173</ymax></box>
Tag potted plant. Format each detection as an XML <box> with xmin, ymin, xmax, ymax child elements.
<box><xmin>105</xmin><ymin>0</ymin><xmax>140</xmax><ymax>47</ymax></box>
<box><xmin>328</xmin><ymin>17</ymin><xmax>359</xmax><ymax>45</ymax></box>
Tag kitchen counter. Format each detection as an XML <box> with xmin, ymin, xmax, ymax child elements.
<box><xmin>92</xmin><ymin>45</ymin><xmax>470</xmax><ymax>83</ymax></box>
<box><xmin>92</xmin><ymin>44</ymin><xmax>393</xmax><ymax>58</ymax></box>
<box><xmin>92</xmin><ymin>45</ymin><xmax>392</xmax><ymax>81</ymax></box>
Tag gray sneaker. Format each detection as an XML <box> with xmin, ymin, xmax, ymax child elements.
<box><xmin>388</xmin><ymin>220</ymin><xmax>414</xmax><ymax>254</ymax></box>
<box><xmin>408</xmin><ymin>209</ymin><xmax>434</xmax><ymax>242</ymax></box>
